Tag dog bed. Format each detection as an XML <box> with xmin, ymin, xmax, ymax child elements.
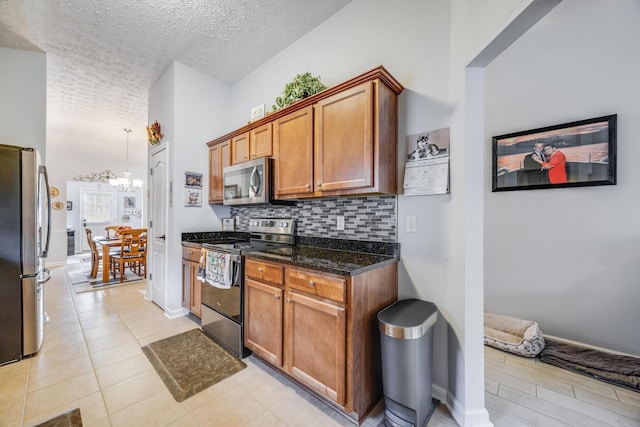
<box><xmin>539</xmin><ymin>339</ymin><xmax>640</xmax><ymax>392</ymax></box>
<box><xmin>484</xmin><ymin>313</ymin><xmax>545</xmax><ymax>357</ymax></box>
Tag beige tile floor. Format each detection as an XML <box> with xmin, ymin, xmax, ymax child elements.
<box><xmin>0</xmin><ymin>265</ymin><xmax>457</xmax><ymax>427</ymax></box>
<box><xmin>3</xmin><ymin>263</ymin><xmax>638</xmax><ymax>426</ymax></box>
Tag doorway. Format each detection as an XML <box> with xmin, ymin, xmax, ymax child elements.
<box><xmin>149</xmin><ymin>144</ymin><xmax>168</xmax><ymax>309</ymax></box>
<box><xmin>66</xmin><ymin>181</ymin><xmax>144</xmax><ymax>256</ymax></box>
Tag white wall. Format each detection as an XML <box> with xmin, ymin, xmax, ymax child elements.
<box><xmin>484</xmin><ymin>0</ymin><xmax>640</xmax><ymax>356</ymax></box>
<box><xmin>148</xmin><ymin>61</ymin><xmax>232</xmax><ymax>315</ymax></box>
<box><xmin>0</xmin><ymin>47</ymin><xmax>46</xmax><ymax>157</ymax></box>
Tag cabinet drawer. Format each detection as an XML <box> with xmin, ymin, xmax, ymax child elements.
<box><xmin>286</xmin><ymin>267</ymin><xmax>346</xmax><ymax>304</ymax></box>
<box><xmin>246</xmin><ymin>258</ymin><xmax>284</xmax><ymax>286</ymax></box>
<box><xmin>182</xmin><ymin>246</ymin><xmax>202</xmax><ymax>263</ymax></box>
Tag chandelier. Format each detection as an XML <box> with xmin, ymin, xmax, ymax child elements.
<box><xmin>109</xmin><ymin>128</ymin><xmax>143</xmax><ymax>192</ymax></box>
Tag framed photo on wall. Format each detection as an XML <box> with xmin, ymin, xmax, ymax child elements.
<box><xmin>185</xmin><ymin>171</ymin><xmax>202</xmax><ymax>189</ymax></box>
<box><xmin>492</xmin><ymin>114</ymin><xmax>617</xmax><ymax>192</ymax></box>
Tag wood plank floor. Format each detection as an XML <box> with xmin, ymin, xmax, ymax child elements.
<box><xmin>484</xmin><ymin>345</ymin><xmax>640</xmax><ymax>426</ymax></box>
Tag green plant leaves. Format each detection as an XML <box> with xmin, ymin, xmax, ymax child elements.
<box><xmin>272</xmin><ymin>72</ymin><xmax>327</xmax><ymax>111</ymax></box>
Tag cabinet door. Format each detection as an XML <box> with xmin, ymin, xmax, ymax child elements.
<box><xmin>314</xmin><ymin>82</ymin><xmax>373</xmax><ymax>192</ymax></box>
<box><xmin>182</xmin><ymin>259</ymin><xmax>191</xmax><ymax>310</ymax></box>
<box><xmin>284</xmin><ymin>290</ymin><xmax>346</xmax><ymax>405</ymax></box>
<box><xmin>189</xmin><ymin>261</ymin><xmax>202</xmax><ymax>318</ymax></box>
<box><xmin>231</xmin><ymin>132</ymin><xmax>250</xmax><ymax>164</ymax></box>
<box><xmin>182</xmin><ymin>259</ymin><xmax>201</xmax><ymax>318</ymax></box>
<box><xmin>208</xmin><ymin>140</ymin><xmax>231</xmax><ymax>204</ymax></box>
<box><xmin>274</xmin><ymin>106</ymin><xmax>314</xmax><ymax>196</ymax></box>
<box><xmin>245</xmin><ymin>278</ymin><xmax>284</xmax><ymax>366</ymax></box>
<box><xmin>250</xmin><ymin>122</ymin><xmax>273</xmax><ymax>160</ymax></box>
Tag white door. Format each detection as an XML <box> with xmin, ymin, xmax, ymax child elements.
<box><xmin>150</xmin><ymin>145</ymin><xmax>168</xmax><ymax>309</ymax></box>
<box><xmin>79</xmin><ymin>189</ymin><xmax>116</xmax><ymax>251</ymax></box>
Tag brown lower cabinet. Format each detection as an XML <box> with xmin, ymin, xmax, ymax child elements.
<box><xmin>181</xmin><ymin>246</ymin><xmax>202</xmax><ymax>318</ymax></box>
<box><xmin>244</xmin><ymin>257</ymin><xmax>398</xmax><ymax>423</ymax></box>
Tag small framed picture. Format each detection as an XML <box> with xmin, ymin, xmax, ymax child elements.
<box><xmin>184</xmin><ymin>189</ymin><xmax>202</xmax><ymax>207</ymax></box>
<box><xmin>124</xmin><ymin>196</ymin><xmax>136</xmax><ymax>208</ymax></box>
<box><xmin>492</xmin><ymin>114</ymin><xmax>617</xmax><ymax>192</ymax></box>
<box><xmin>250</xmin><ymin>104</ymin><xmax>265</xmax><ymax>122</ymax></box>
<box><xmin>185</xmin><ymin>171</ymin><xmax>202</xmax><ymax>189</ymax></box>
<box><xmin>66</xmin><ymin>201</ymin><xmax>73</xmax><ymax>211</ymax></box>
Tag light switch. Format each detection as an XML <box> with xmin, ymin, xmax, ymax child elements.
<box><xmin>406</xmin><ymin>215</ymin><xmax>417</xmax><ymax>232</ymax></box>
<box><xmin>337</xmin><ymin>216</ymin><xmax>345</xmax><ymax>231</ymax></box>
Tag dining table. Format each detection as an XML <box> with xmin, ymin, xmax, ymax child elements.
<box><xmin>93</xmin><ymin>236</ymin><xmax>123</xmax><ymax>283</ymax></box>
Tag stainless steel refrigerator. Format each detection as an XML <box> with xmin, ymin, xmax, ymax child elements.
<box><xmin>0</xmin><ymin>144</ymin><xmax>52</xmax><ymax>365</ymax></box>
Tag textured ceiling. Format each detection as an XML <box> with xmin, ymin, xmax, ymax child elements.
<box><xmin>0</xmin><ymin>0</ymin><xmax>351</xmax><ymax>169</ymax></box>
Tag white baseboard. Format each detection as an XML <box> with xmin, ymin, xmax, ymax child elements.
<box><xmin>45</xmin><ymin>261</ymin><xmax>66</xmax><ymax>268</ymax></box>
<box><xmin>163</xmin><ymin>307</ymin><xmax>188</xmax><ymax>319</ymax></box>
<box><xmin>436</xmin><ymin>386</ymin><xmax>493</xmax><ymax>427</ymax></box>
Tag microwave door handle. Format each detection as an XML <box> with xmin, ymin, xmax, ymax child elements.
<box><xmin>249</xmin><ymin>166</ymin><xmax>260</xmax><ymax>196</ymax></box>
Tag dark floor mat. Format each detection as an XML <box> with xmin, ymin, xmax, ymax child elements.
<box><xmin>142</xmin><ymin>328</ymin><xmax>246</xmax><ymax>402</ymax></box>
<box><xmin>33</xmin><ymin>408</ymin><xmax>82</xmax><ymax>427</ymax></box>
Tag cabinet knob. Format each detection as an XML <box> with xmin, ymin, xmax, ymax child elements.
<box><xmin>316</xmin><ymin>182</ymin><xmax>322</xmax><ymax>187</ymax></box>
<box><xmin>286</xmin><ymin>297</ymin><xmax>292</xmax><ymax>303</ymax></box>
<box><xmin>305</xmin><ymin>184</ymin><xmax>310</xmax><ymax>188</ymax></box>
<box><xmin>308</xmin><ymin>280</ymin><xmax>315</xmax><ymax>286</ymax></box>
<box><xmin>257</xmin><ymin>268</ymin><xmax>264</xmax><ymax>272</ymax></box>
<box><xmin>274</xmin><ymin>294</ymin><xmax>280</xmax><ymax>299</ymax></box>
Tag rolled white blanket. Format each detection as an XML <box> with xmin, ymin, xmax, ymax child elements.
<box><xmin>484</xmin><ymin>312</ymin><xmax>545</xmax><ymax>357</ymax></box>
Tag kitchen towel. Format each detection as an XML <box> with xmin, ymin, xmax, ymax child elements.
<box><xmin>204</xmin><ymin>250</ymin><xmax>233</xmax><ymax>289</ymax></box>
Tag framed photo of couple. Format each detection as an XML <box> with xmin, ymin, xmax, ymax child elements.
<box><xmin>492</xmin><ymin>114</ymin><xmax>617</xmax><ymax>192</ymax></box>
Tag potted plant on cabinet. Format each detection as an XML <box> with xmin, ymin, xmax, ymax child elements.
<box><xmin>272</xmin><ymin>72</ymin><xmax>327</xmax><ymax>111</ymax></box>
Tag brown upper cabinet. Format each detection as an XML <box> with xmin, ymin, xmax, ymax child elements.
<box><xmin>231</xmin><ymin>125</ymin><xmax>273</xmax><ymax>166</ymax></box>
<box><xmin>206</xmin><ymin>66</ymin><xmax>403</xmax><ymax>203</ymax></box>
<box><xmin>208</xmin><ymin>139</ymin><xmax>230</xmax><ymax>204</ymax></box>
<box><xmin>274</xmin><ymin>106</ymin><xmax>314</xmax><ymax>197</ymax></box>
<box><xmin>231</xmin><ymin>132</ymin><xmax>250</xmax><ymax>165</ymax></box>
<box><xmin>249</xmin><ymin>122</ymin><xmax>273</xmax><ymax>160</ymax></box>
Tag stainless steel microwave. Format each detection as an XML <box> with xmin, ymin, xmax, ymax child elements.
<box><xmin>223</xmin><ymin>157</ymin><xmax>270</xmax><ymax>205</ymax></box>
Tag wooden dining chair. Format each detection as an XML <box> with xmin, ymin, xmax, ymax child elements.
<box><xmin>85</xmin><ymin>228</ymin><xmax>102</xmax><ymax>278</ymax></box>
<box><xmin>105</xmin><ymin>225</ymin><xmax>132</xmax><ymax>238</ymax></box>
<box><xmin>110</xmin><ymin>228</ymin><xmax>147</xmax><ymax>282</ymax></box>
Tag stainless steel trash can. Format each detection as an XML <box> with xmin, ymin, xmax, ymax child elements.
<box><xmin>378</xmin><ymin>299</ymin><xmax>438</xmax><ymax>427</ymax></box>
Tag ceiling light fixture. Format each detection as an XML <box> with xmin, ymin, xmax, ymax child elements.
<box><xmin>109</xmin><ymin>128</ymin><xmax>143</xmax><ymax>192</ymax></box>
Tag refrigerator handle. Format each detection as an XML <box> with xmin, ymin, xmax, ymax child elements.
<box><xmin>39</xmin><ymin>165</ymin><xmax>52</xmax><ymax>258</ymax></box>
<box><xmin>38</xmin><ymin>268</ymin><xmax>52</xmax><ymax>285</ymax></box>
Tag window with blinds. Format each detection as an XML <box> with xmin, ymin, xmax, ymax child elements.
<box><xmin>82</xmin><ymin>190</ymin><xmax>115</xmax><ymax>223</ymax></box>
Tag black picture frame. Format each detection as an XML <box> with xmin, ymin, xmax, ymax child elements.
<box><xmin>492</xmin><ymin>114</ymin><xmax>617</xmax><ymax>192</ymax></box>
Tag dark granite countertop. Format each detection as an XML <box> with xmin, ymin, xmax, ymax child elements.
<box><xmin>181</xmin><ymin>231</ymin><xmax>250</xmax><ymax>248</ymax></box>
<box><xmin>182</xmin><ymin>233</ymin><xmax>398</xmax><ymax>276</ymax></box>
<box><xmin>246</xmin><ymin>245</ymin><xmax>398</xmax><ymax>276</ymax></box>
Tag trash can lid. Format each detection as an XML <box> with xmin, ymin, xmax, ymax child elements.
<box><xmin>378</xmin><ymin>298</ymin><xmax>438</xmax><ymax>339</ymax></box>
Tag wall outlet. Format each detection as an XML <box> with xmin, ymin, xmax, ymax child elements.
<box><xmin>406</xmin><ymin>215</ymin><xmax>417</xmax><ymax>232</ymax></box>
<box><xmin>336</xmin><ymin>216</ymin><xmax>345</xmax><ymax>231</ymax></box>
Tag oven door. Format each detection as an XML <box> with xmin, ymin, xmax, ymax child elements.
<box><xmin>201</xmin><ymin>252</ymin><xmax>242</xmax><ymax>322</ymax></box>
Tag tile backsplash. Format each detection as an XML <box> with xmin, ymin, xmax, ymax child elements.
<box><xmin>230</xmin><ymin>195</ymin><xmax>397</xmax><ymax>242</ymax></box>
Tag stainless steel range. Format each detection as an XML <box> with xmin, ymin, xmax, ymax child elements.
<box><xmin>201</xmin><ymin>217</ymin><xmax>295</xmax><ymax>358</ymax></box>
